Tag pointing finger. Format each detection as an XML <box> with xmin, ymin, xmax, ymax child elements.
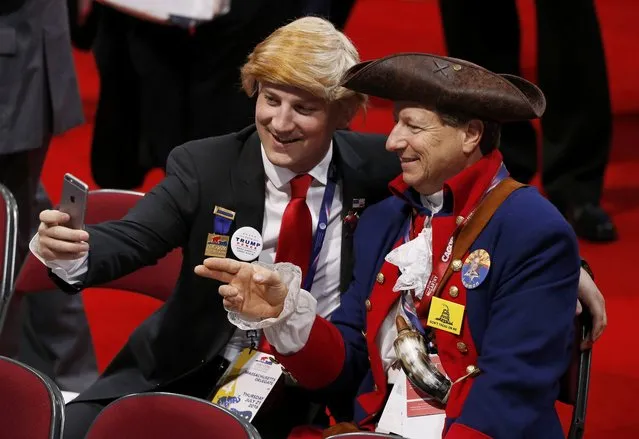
<box><xmin>194</xmin><ymin>264</ymin><xmax>234</xmax><ymax>283</ymax></box>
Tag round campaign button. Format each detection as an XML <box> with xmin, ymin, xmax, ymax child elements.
<box><xmin>461</xmin><ymin>249</ymin><xmax>491</xmax><ymax>289</ymax></box>
<box><xmin>230</xmin><ymin>227</ymin><xmax>264</xmax><ymax>261</ymax></box>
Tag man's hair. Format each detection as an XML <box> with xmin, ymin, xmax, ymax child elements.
<box><xmin>241</xmin><ymin>17</ymin><xmax>366</xmax><ymax>109</ymax></box>
<box><xmin>437</xmin><ymin>112</ymin><xmax>501</xmax><ymax>155</ymax></box>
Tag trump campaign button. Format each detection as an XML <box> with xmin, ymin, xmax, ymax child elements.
<box><xmin>231</xmin><ymin>227</ymin><xmax>263</xmax><ymax>261</ymax></box>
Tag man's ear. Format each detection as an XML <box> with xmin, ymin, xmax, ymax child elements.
<box><xmin>461</xmin><ymin>119</ymin><xmax>484</xmax><ymax>154</ymax></box>
<box><xmin>335</xmin><ymin>98</ymin><xmax>360</xmax><ymax>129</ymax></box>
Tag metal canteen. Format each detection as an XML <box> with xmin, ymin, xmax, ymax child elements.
<box><xmin>393</xmin><ymin>315</ymin><xmax>452</xmax><ymax>404</ymax></box>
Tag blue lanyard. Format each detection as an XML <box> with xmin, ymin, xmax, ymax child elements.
<box><xmin>247</xmin><ymin>166</ymin><xmax>337</xmax><ymax>349</ymax></box>
<box><xmin>485</xmin><ymin>163</ymin><xmax>510</xmax><ymax>194</ymax></box>
<box><xmin>302</xmin><ymin>164</ymin><xmax>337</xmax><ymax>291</ymax></box>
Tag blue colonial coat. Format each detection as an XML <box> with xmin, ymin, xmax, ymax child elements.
<box><xmin>275</xmin><ymin>151</ymin><xmax>580</xmax><ymax>439</ymax></box>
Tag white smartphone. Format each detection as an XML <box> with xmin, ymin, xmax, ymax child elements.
<box><xmin>59</xmin><ymin>173</ymin><xmax>89</xmax><ymax>230</ymax></box>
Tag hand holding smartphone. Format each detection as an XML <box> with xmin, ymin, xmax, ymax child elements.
<box><xmin>59</xmin><ymin>173</ymin><xmax>89</xmax><ymax>230</ymax></box>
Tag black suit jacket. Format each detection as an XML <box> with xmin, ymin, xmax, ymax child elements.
<box><xmin>0</xmin><ymin>0</ymin><xmax>24</xmax><ymax>15</ymax></box>
<box><xmin>62</xmin><ymin>125</ymin><xmax>400</xmax><ymax>402</ymax></box>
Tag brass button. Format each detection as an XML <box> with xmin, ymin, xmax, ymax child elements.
<box><xmin>455</xmin><ymin>215</ymin><xmax>465</xmax><ymax>225</ymax></box>
<box><xmin>365</xmin><ymin>299</ymin><xmax>372</xmax><ymax>311</ymax></box>
<box><xmin>376</xmin><ymin>272</ymin><xmax>385</xmax><ymax>284</ymax></box>
<box><xmin>456</xmin><ymin>341</ymin><xmax>468</xmax><ymax>353</ymax></box>
<box><xmin>452</xmin><ymin>259</ymin><xmax>463</xmax><ymax>271</ymax></box>
<box><xmin>452</xmin><ymin>64</ymin><xmax>462</xmax><ymax>71</ymax></box>
<box><xmin>374</xmin><ymin>384</ymin><xmax>379</xmax><ymax>391</ymax></box>
<box><xmin>449</xmin><ymin>286</ymin><xmax>459</xmax><ymax>298</ymax></box>
<box><xmin>465</xmin><ymin>364</ymin><xmax>477</xmax><ymax>375</ymax></box>
<box><xmin>361</xmin><ymin>330</ymin><xmax>367</xmax><ymax>338</ymax></box>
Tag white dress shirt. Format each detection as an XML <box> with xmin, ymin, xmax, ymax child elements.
<box><xmin>29</xmin><ymin>142</ymin><xmax>344</xmax><ymax>363</ymax></box>
<box><xmin>223</xmin><ymin>144</ymin><xmax>343</xmax><ymax>360</ymax></box>
<box><xmin>234</xmin><ymin>191</ymin><xmax>443</xmax><ymax>382</ymax></box>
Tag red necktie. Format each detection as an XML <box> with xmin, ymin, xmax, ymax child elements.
<box><xmin>275</xmin><ymin>174</ymin><xmax>314</xmax><ymax>281</ymax></box>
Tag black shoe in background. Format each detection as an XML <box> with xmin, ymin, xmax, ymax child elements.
<box><xmin>564</xmin><ymin>203</ymin><xmax>618</xmax><ymax>243</ymax></box>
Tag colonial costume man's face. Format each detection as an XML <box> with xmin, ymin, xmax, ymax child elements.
<box><xmin>386</xmin><ymin>103</ymin><xmax>484</xmax><ymax>195</ymax></box>
<box><xmin>255</xmin><ymin>82</ymin><xmax>348</xmax><ymax>173</ymax></box>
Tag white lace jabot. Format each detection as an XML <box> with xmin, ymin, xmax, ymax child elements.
<box><xmin>385</xmin><ymin>227</ymin><xmax>433</xmax><ymax>300</ymax></box>
<box><xmin>385</xmin><ymin>190</ymin><xmax>443</xmax><ymax>300</ymax></box>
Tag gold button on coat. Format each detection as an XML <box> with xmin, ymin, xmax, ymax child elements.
<box><xmin>466</xmin><ymin>364</ymin><xmax>477</xmax><ymax>375</ymax></box>
<box><xmin>376</xmin><ymin>272</ymin><xmax>385</xmax><ymax>284</ymax></box>
<box><xmin>456</xmin><ymin>215</ymin><xmax>465</xmax><ymax>225</ymax></box>
<box><xmin>449</xmin><ymin>286</ymin><xmax>459</xmax><ymax>298</ymax></box>
<box><xmin>456</xmin><ymin>341</ymin><xmax>468</xmax><ymax>353</ymax></box>
<box><xmin>452</xmin><ymin>259</ymin><xmax>463</xmax><ymax>271</ymax></box>
<box><xmin>365</xmin><ymin>299</ymin><xmax>372</xmax><ymax>311</ymax></box>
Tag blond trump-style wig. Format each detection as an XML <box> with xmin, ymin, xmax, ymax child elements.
<box><xmin>241</xmin><ymin>17</ymin><xmax>366</xmax><ymax>109</ymax></box>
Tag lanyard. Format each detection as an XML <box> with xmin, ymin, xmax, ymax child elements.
<box><xmin>399</xmin><ymin>163</ymin><xmax>509</xmax><ymax>335</ymax></box>
<box><xmin>303</xmin><ymin>163</ymin><xmax>337</xmax><ymax>291</ymax></box>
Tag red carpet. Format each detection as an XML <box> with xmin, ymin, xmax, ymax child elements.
<box><xmin>40</xmin><ymin>0</ymin><xmax>638</xmax><ymax>437</ymax></box>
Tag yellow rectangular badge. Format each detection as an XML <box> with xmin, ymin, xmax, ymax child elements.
<box><xmin>426</xmin><ymin>296</ymin><xmax>465</xmax><ymax>335</ymax></box>
<box><xmin>205</xmin><ymin>233</ymin><xmax>229</xmax><ymax>258</ymax></box>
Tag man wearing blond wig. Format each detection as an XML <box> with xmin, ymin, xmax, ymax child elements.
<box><xmin>32</xmin><ymin>17</ymin><xmax>399</xmax><ymax>439</ymax></box>
<box><xmin>201</xmin><ymin>53</ymin><xmax>590</xmax><ymax>439</ymax></box>
<box><xmin>35</xmin><ymin>18</ymin><xmax>604</xmax><ymax>439</ymax></box>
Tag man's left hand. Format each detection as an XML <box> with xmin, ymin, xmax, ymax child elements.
<box><xmin>576</xmin><ymin>266</ymin><xmax>607</xmax><ymax>350</ymax></box>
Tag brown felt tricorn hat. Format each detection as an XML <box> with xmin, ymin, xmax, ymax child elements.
<box><xmin>340</xmin><ymin>53</ymin><xmax>546</xmax><ymax>123</ymax></box>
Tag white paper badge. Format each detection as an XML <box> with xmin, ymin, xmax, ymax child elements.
<box><xmin>212</xmin><ymin>348</ymin><xmax>283</xmax><ymax>422</ymax></box>
<box><xmin>231</xmin><ymin>227</ymin><xmax>264</xmax><ymax>261</ymax></box>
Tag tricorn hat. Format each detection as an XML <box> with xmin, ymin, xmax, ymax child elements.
<box><xmin>340</xmin><ymin>53</ymin><xmax>546</xmax><ymax>123</ymax></box>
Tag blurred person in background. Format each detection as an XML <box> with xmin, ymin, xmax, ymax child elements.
<box><xmin>304</xmin><ymin>0</ymin><xmax>357</xmax><ymax>30</ymax></box>
<box><xmin>439</xmin><ymin>0</ymin><xmax>617</xmax><ymax>242</ymax></box>
<box><xmin>0</xmin><ymin>0</ymin><xmax>98</xmax><ymax>392</ymax></box>
<box><xmin>87</xmin><ymin>0</ymin><xmax>306</xmax><ymax>189</ymax></box>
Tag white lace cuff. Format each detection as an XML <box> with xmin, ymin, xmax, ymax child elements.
<box><xmin>226</xmin><ymin>262</ymin><xmax>317</xmax><ymax>355</ymax></box>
